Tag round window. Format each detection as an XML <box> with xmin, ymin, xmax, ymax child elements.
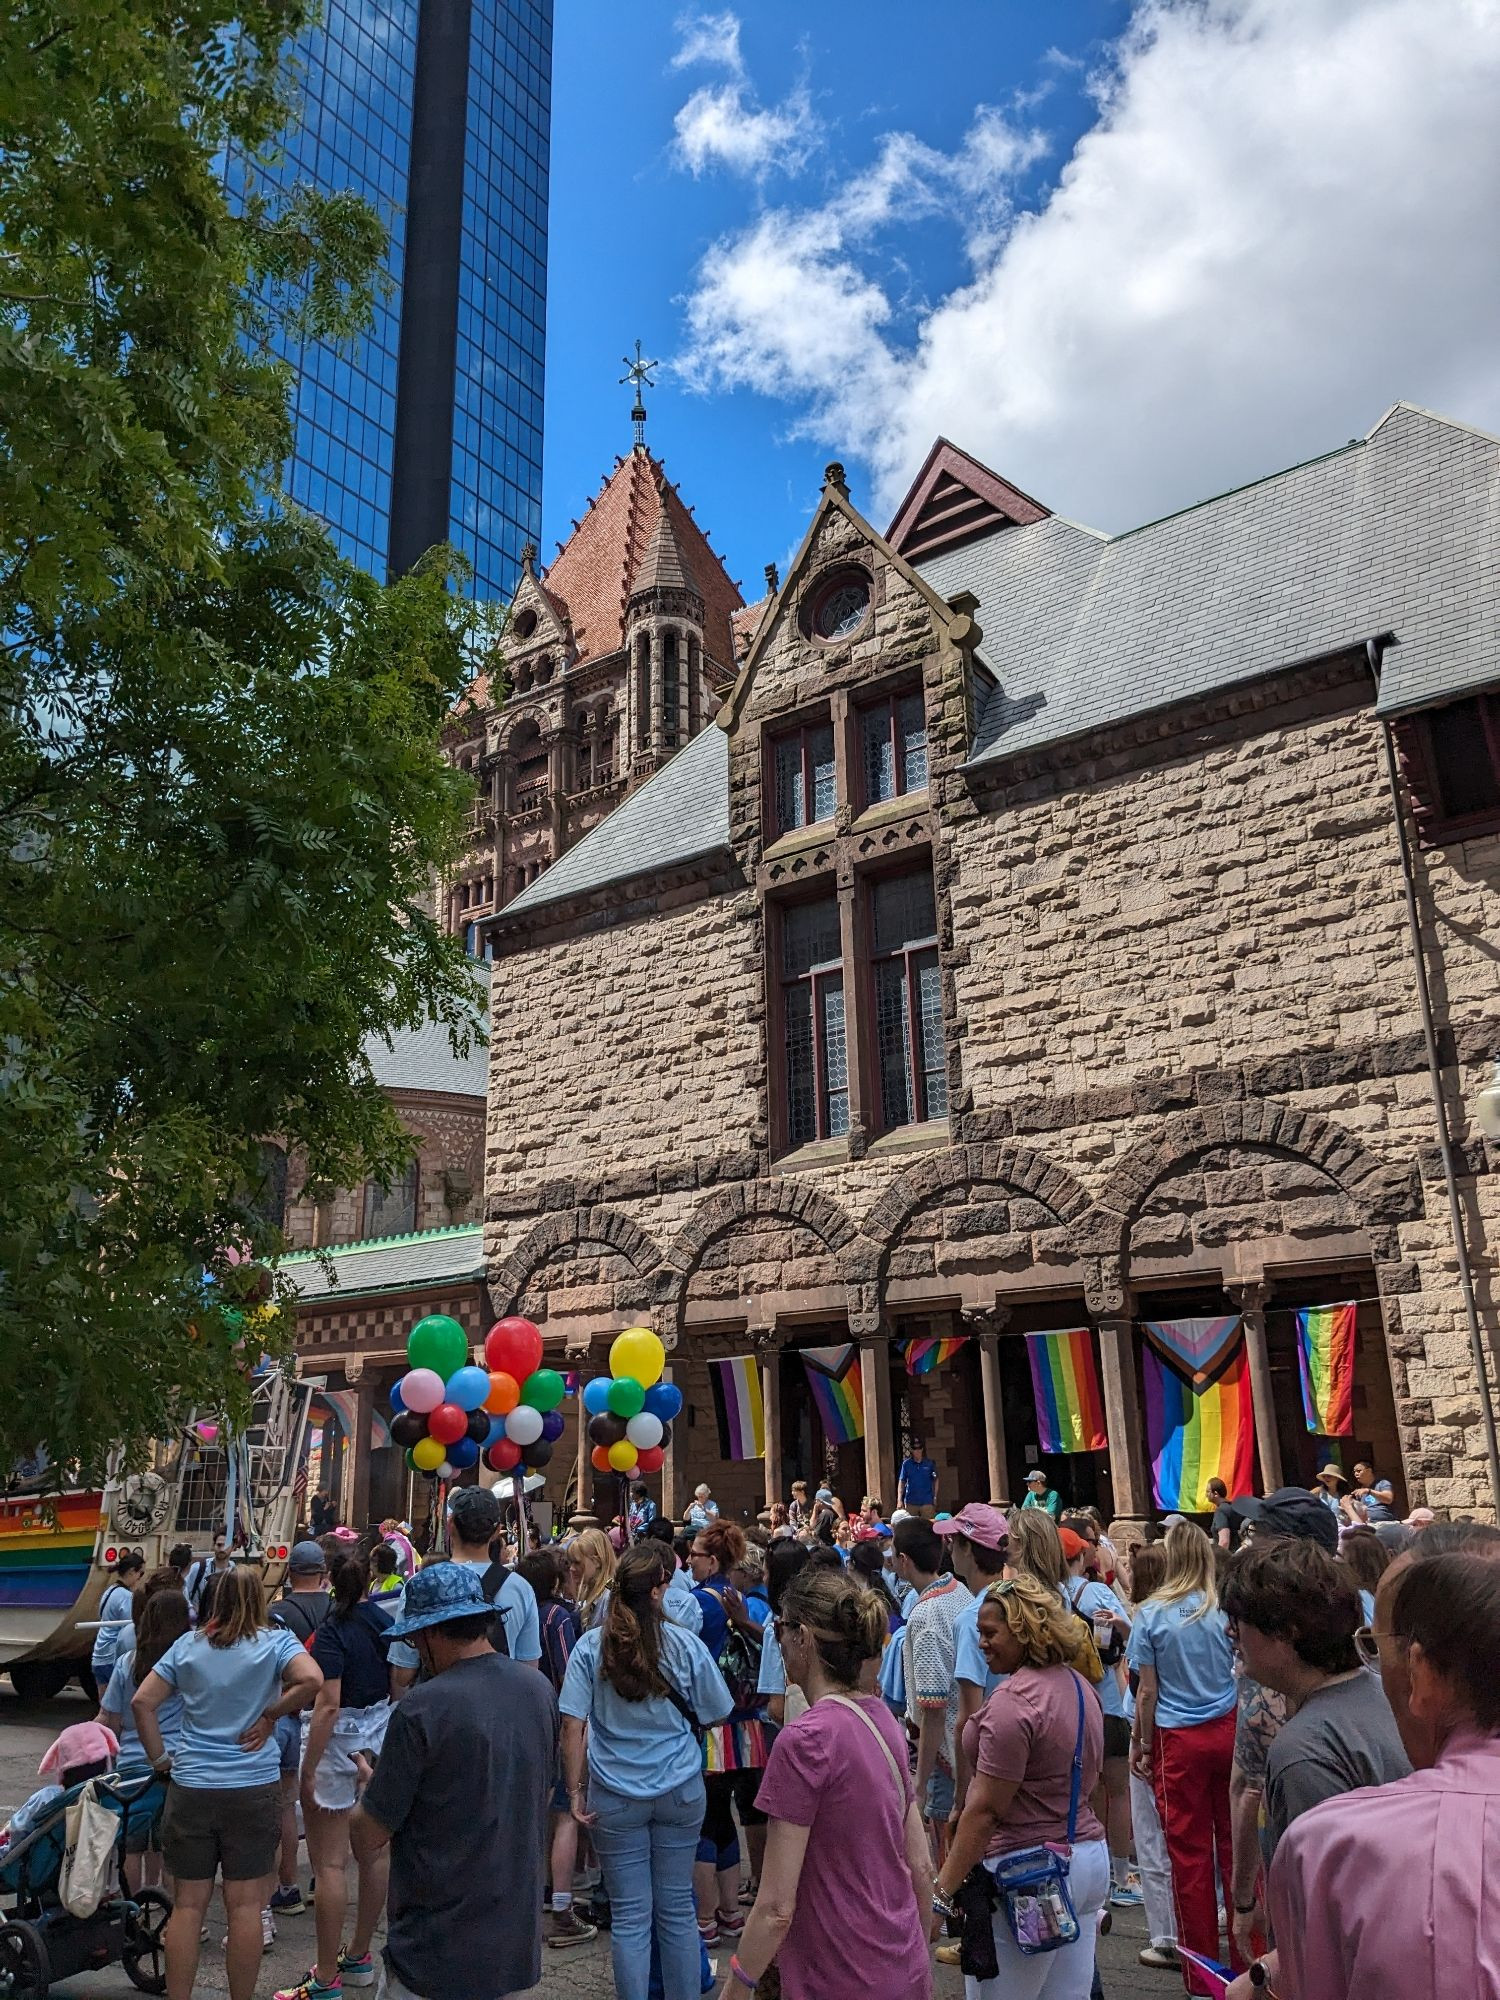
<box><xmin>512</xmin><ymin>607</ymin><xmax>538</xmax><ymax>640</ymax></box>
<box><xmin>811</xmin><ymin>572</ymin><xmax>870</xmax><ymax>641</ymax></box>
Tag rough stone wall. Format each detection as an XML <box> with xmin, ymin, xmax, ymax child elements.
<box><xmin>284</xmin><ymin>1091</ymin><xmax>485</xmax><ymax>1250</ymax></box>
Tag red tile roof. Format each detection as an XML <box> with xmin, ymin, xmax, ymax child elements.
<box><xmin>543</xmin><ymin>448</ymin><xmax>743</xmax><ymax>668</ymax></box>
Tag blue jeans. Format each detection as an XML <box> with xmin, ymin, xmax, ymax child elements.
<box><xmin>590</xmin><ymin>1775</ymin><xmax>705</xmax><ymax>2000</ymax></box>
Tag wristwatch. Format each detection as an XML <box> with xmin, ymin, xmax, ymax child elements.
<box><xmin>1249</xmin><ymin>1961</ymin><xmax>1272</xmax><ymax>1989</ymax></box>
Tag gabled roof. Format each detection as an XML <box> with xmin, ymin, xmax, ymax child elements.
<box><xmin>282</xmin><ymin>1225</ymin><xmax>484</xmax><ymax>1303</ymax></box>
<box><xmin>886</xmin><ymin>438</ymin><xmax>1050</xmax><ymax>562</ymax></box>
<box><xmin>362</xmin><ymin>963</ymin><xmax>490</xmax><ymax>1098</ymax></box>
<box><xmin>541</xmin><ymin>447</ymin><xmax>743</xmax><ymax>669</ymax></box>
<box><xmin>501</xmin><ymin>724</ymin><xmax>731</xmax><ymax>917</ymax></box>
<box><xmin>913</xmin><ymin>402</ymin><xmax>1500</xmax><ymax>767</ymax></box>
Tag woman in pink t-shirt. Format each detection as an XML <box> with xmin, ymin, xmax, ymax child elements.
<box><xmin>715</xmin><ymin>1563</ymin><xmax>932</xmax><ymax>2000</ymax></box>
<box><xmin>933</xmin><ymin>1575</ymin><xmax>1108</xmax><ymax>2000</ymax></box>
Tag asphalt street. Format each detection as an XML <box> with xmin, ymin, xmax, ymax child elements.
<box><xmin>1</xmin><ymin>1684</ymin><xmax>1171</xmax><ymax>1998</ymax></box>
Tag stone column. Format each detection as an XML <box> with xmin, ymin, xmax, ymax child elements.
<box><xmin>567</xmin><ymin>1342</ymin><xmax>595</xmax><ymax>1528</ymax></box>
<box><xmin>761</xmin><ymin>1342</ymin><xmax>782</xmax><ymax>1511</ymax></box>
<box><xmin>1228</xmin><ymin>1280</ymin><xmax>1284</xmax><ymax>1492</ymax></box>
<box><xmin>1094</xmin><ymin>1312</ymin><xmax>1150</xmax><ymax>1521</ymax></box>
<box><xmin>660</xmin><ymin>1350</ymin><xmax>681</xmax><ymax>1524</ymax></box>
<box><xmin>349</xmin><ymin>1377</ymin><xmax>373</xmax><ymax>1529</ymax></box>
<box><xmin>649</xmin><ymin>627</ymin><xmax>664</xmax><ymax>756</ymax></box>
<box><xmin>964</xmin><ymin>1307</ymin><xmax>1013</xmax><ymax>1503</ymax></box>
<box><xmin>860</xmin><ymin>1336</ymin><xmax>896</xmax><ymax>1505</ymax></box>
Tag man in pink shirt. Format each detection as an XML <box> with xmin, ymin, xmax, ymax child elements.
<box><xmin>1264</xmin><ymin>1551</ymin><xmax>1500</xmax><ymax>1999</ymax></box>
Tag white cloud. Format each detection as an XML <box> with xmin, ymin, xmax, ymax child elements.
<box><xmin>677</xmin><ymin>0</ymin><xmax>1500</xmax><ymax>532</ymax></box>
<box><xmin>671</xmin><ymin>11</ymin><xmax>744</xmax><ymax>77</ymax></box>
<box><xmin>673</xmin><ymin>80</ymin><xmax>818</xmax><ymax>180</ymax></box>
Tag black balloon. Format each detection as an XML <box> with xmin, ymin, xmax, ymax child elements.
<box><xmin>390</xmin><ymin>1411</ymin><xmax>427</xmax><ymax>1449</ymax></box>
<box><xmin>589</xmin><ymin>1412</ymin><xmax>627</xmax><ymax>1447</ymax></box>
<box><xmin>465</xmin><ymin>1408</ymin><xmax>491</xmax><ymax>1443</ymax></box>
<box><xmin>657</xmin><ymin>1421</ymin><xmax>673</xmax><ymax>1450</ymax></box>
<box><xmin>522</xmin><ymin>1440</ymin><xmax>553</xmax><ymax>1469</ymax></box>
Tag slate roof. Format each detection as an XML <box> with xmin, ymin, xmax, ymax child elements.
<box><xmin>362</xmin><ymin>963</ymin><xmax>490</xmax><ymax>1098</ymax></box>
<box><xmin>281</xmin><ymin>1225</ymin><xmax>484</xmax><ymax>1302</ymax></box>
<box><xmin>503</xmin><ymin>723</ymin><xmax>731</xmax><ymax>915</ymax></box>
<box><xmin>631</xmin><ymin>504</ymin><xmax>699</xmax><ymax>598</ymax></box>
<box><xmin>915</xmin><ymin>403</ymin><xmax>1500</xmax><ymax>766</ymax></box>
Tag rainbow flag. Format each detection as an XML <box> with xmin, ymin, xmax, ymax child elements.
<box><xmin>1296</xmin><ymin>1303</ymin><xmax>1357</xmax><ymax>1436</ymax></box>
<box><xmin>0</xmin><ymin>1490</ymin><xmax>103</xmax><ymax>1611</ymax></box>
<box><xmin>900</xmin><ymin>1336</ymin><xmax>965</xmax><ymax>1376</ymax></box>
<box><xmin>1143</xmin><ymin>1343</ymin><xmax>1255</xmax><ymax>1512</ymax></box>
<box><xmin>709</xmin><ymin>1356</ymin><xmax>765</xmax><ymax>1460</ymax></box>
<box><xmin>801</xmin><ymin>1344</ymin><xmax>865</xmax><ymax>1444</ymax></box>
<box><xmin>1026</xmin><ymin>1330</ymin><xmax>1107</xmax><ymax>1453</ymax></box>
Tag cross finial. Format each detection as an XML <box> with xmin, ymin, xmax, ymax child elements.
<box><xmin>619</xmin><ymin>340</ymin><xmax>659</xmax><ymax>450</ymax></box>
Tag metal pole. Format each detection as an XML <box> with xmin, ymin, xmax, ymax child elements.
<box><xmin>1378</xmin><ymin>714</ymin><xmax>1500</xmax><ymax>1511</ymax></box>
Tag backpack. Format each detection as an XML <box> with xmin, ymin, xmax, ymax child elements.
<box><xmin>478</xmin><ymin>1560</ymin><xmax>512</xmax><ymax>1659</ymax></box>
<box><xmin>710</xmin><ymin>1591</ymin><xmax>762</xmax><ymax>1712</ymax></box>
<box><xmin>272</xmin><ymin>1591</ymin><xmax>332</xmax><ymax>1647</ymax></box>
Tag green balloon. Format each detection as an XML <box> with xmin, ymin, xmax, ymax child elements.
<box><xmin>407</xmin><ymin>1313</ymin><xmax>469</xmax><ymax>1378</ymax></box>
<box><xmin>606</xmin><ymin>1375</ymin><xmax>646</xmax><ymax>1419</ymax></box>
<box><xmin>522</xmin><ymin>1368</ymin><xmax>566</xmax><ymax>1414</ymax></box>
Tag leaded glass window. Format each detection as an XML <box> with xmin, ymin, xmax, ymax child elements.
<box><xmin>780</xmin><ymin>898</ymin><xmax>849</xmax><ymax>1147</ymax></box>
<box><xmin>860</xmin><ymin>690</ymin><xmax>929</xmax><ymax>806</ymax></box>
<box><xmin>771</xmin><ymin>723</ymin><xmax>837</xmax><ymax>834</ymax></box>
<box><xmin>869</xmin><ymin>872</ymin><xmax>947</xmax><ymax>1129</ymax></box>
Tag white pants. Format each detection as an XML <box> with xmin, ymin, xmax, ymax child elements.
<box><xmin>1129</xmin><ymin>1770</ymin><xmax>1177</xmax><ymax>1949</ymax></box>
<box><xmin>965</xmin><ymin>1837</ymin><xmax>1109</xmax><ymax>2000</ymax></box>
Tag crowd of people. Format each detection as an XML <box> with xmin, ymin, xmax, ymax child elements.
<box><xmin>10</xmin><ymin>1462</ymin><xmax>1500</xmax><ymax>2000</ymax></box>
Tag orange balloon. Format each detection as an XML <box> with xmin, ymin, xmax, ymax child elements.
<box><xmin>484</xmin><ymin>1371</ymin><xmax>520</xmax><ymax>1415</ymax></box>
<box><xmin>590</xmin><ymin>1445</ymin><xmax>613</xmax><ymax>1474</ymax></box>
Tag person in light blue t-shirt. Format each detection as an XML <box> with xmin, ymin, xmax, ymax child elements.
<box><xmin>387</xmin><ymin>1486</ymin><xmax>543</xmax><ymax>1684</ymax></box>
<box><xmin>561</xmin><ymin>1542</ymin><xmax>731</xmax><ymax>2000</ymax></box>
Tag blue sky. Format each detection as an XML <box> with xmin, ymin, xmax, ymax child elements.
<box><xmin>541</xmin><ymin>0</ymin><xmax>1500</xmax><ymax>604</ymax></box>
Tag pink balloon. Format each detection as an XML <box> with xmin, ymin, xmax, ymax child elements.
<box><xmin>400</xmin><ymin>1368</ymin><xmax>444</xmax><ymax>1413</ymax></box>
<box><xmin>195</xmin><ymin>1422</ymin><xmax>219</xmax><ymax>1442</ymax></box>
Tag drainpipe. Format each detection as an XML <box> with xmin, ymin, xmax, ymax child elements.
<box><xmin>1370</xmin><ymin>639</ymin><xmax>1500</xmax><ymax>1511</ymax></box>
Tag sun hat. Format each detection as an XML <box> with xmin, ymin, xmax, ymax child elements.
<box><xmin>384</xmin><ymin>1562</ymin><xmax>493</xmax><ymax>1639</ymax></box>
<box><xmin>1256</xmin><ymin>1485</ymin><xmax>1338</xmax><ymax>1553</ymax></box>
<box><xmin>39</xmin><ymin>1720</ymin><xmax>119</xmax><ymax>1777</ymax></box>
<box><xmin>933</xmin><ymin>1502</ymin><xmax>1009</xmax><ymax>1551</ymax></box>
<box><xmin>1315</xmin><ymin>1464</ymin><xmax>1347</xmax><ymax>1484</ymax></box>
<box><xmin>288</xmin><ymin>1540</ymin><xmax>327</xmax><ymax>1574</ymax></box>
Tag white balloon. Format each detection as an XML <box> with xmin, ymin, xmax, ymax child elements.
<box><xmin>506</xmin><ymin>1404</ymin><xmax>544</xmax><ymax>1445</ymax></box>
<box><xmin>436</xmin><ymin>1460</ymin><xmax>455</xmax><ymax>1480</ymax></box>
<box><xmin>625</xmin><ymin>1412</ymin><xmax>664</xmax><ymax>1450</ymax></box>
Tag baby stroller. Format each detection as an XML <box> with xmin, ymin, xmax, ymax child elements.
<box><xmin>0</xmin><ymin>1772</ymin><xmax>170</xmax><ymax>2000</ymax></box>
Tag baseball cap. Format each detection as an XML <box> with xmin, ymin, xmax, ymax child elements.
<box><xmin>1025</xmin><ymin>1469</ymin><xmax>1047</xmax><ymax>1485</ymax></box>
<box><xmin>933</xmin><ymin>1502</ymin><xmax>1009</xmax><ymax>1551</ymax></box>
<box><xmin>384</xmin><ymin>1563</ymin><xmax>493</xmax><ymax>1639</ymax></box>
<box><xmin>1255</xmin><ymin>1485</ymin><xmax>1339</xmax><ymax>1552</ymax></box>
<box><xmin>815</xmin><ymin>1487</ymin><xmax>834</xmax><ymax>1504</ymax></box>
<box><xmin>1058</xmin><ymin>1527</ymin><xmax>1088</xmax><ymax>1560</ymax></box>
<box><xmin>448</xmin><ymin>1485</ymin><xmax>501</xmax><ymax>1542</ymax></box>
<box><xmin>288</xmin><ymin>1540</ymin><xmax>327</xmax><ymax>1574</ymax></box>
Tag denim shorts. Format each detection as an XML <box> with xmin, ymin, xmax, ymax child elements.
<box><xmin>924</xmin><ymin>1765</ymin><xmax>955</xmax><ymax>1821</ymax></box>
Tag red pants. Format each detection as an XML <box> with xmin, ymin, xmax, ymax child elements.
<box><xmin>1152</xmin><ymin>1711</ymin><xmax>1243</xmax><ymax>1997</ymax></box>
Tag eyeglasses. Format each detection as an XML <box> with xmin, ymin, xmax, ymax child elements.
<box><xmin>1354</xmin><ymin>1626</ymin><xmax>1382</xmax><ymax>1667</ymax></box>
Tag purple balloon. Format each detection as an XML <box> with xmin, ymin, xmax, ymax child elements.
<box><xmin>540</xmin><ymin>1410</ymin><xmax>565</xmax><ymax>1443</ymax></box>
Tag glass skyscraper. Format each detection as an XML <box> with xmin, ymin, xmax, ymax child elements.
<box><xmin>230</xmin><ymin>1</ymin><xmax>550</xmax><ymax>600</ymax></box>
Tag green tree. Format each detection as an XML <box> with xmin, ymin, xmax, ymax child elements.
<box><xmin>0</xmin><ymin>2</ymin><xmax>487</xmax><ymax>1479</ymax></box>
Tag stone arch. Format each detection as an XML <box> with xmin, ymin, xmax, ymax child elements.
<box><xmin>659</xmin><ymin>1180</ymin><xmax>860</xmax><ymax>1336</ymax></box>
<box><xmin>489</xmin><ymin>1205</ymin><xmax>665</xmax><ymax>1324</ymax></box>
<box><xmin>844</xmin><ymin>1144</ymin><xmax>1093</xmax><ymax>1300</ymax></box>
<box><xmin>1074</xmin><ymin>1098</ymin><xmax>1423</xmax><ymax>1312</ymax></box>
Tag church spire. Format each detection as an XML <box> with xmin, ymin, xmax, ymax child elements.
<box><xmin>619</xmin><ymin>339</ymin><xmax>658</xmax><ymax>452</ymax></box>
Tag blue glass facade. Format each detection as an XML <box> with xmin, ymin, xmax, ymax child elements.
<box><xmin>232</xmin><ymin>0</ymin><xmax>549</xmax><ymax>599</ymax></box>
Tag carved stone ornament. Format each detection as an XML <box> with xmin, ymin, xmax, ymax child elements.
<box><xmin>960</xmin><ymin>1305</ymin><xmax>1013</xmax><ymax>1340</ymax></box>
<box><xmin>344</xmin><ymin>1356</ymin><xmax>365</xmax><ymax>1384</ymax></box>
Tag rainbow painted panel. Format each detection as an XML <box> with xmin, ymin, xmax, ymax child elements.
<box><xmin>0</xmin><ymin>1492</ymin><xmax>101</xmax><ymax>1611</ymax></box>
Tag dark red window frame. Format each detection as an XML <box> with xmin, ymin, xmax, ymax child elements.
<box><xmin>769</xmin><ymin>717</ymin><xmax>837</xmax><ymax>837</ymax></box>
<box><xmin>867</xmin><ymin>872</ymin><xmax>947</xmax><ymax>1133</ymax></box>
<box><xmin>1395</xmin><ymin>692</ymin><xmax>1500</xmax><ymax>846</ymax></box>
<box><xmin>858</xmin><ymin>687</ymin><xmax>929</xmax><ymax>808</ymax></box>
<box><xmin>775</xmin><ymin>897</ymin><xmax>849</xmax><ymax>1150</ymax></box>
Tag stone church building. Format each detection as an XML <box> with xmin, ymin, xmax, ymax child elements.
<box><xmin>474</xmin><ymin>401</ymin><xmax>1500</xmax><ymax>1533</ymax></box>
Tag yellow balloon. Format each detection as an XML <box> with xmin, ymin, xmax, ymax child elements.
<box><xmin>411</xmin><ymin>1436</ymin><xmax>446</xmax><ymax>1471</ymax></box>
<box><xmin>607</xmin><ymin>1439</ymin><xmax>640</xmax><ymax>1473</ymax></box>
<box><xmin>610</xmin><ymin>1326</ymin><xmax>665</xmax><ymax>1389</ymax></box>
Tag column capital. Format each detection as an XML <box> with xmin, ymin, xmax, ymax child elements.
<box><xmin>1225</xmin><ymin>1278</ymin><xmax>1272</xmax><ymax>1314</ymax></box>
<box><xmin>961</xmin><ymin>1303</ymin><xmax>1012</xmax><ymax>1342</ymax></box>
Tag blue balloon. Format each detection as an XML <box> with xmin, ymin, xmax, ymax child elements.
<box><xmin>389</xmin><ymin>1380</ymin><xmax>406</xmax><ymax>1414</ymax></box>
<box><xmin>644</xmin><ymin>1381</ymin><xmax>683</xmax><ymax>1422</ymax></box>
<box><xmin>582</xmin><ymin>1376</ymin><xmax>613</xmax><ymax>1416</ymax></box>
<box><xmin>446</xmin><ymin>1437</ymin><xmax>479</xmax><ymax>1469</ymax></box>
<box><xmin>540</xmin><ymin>1409</ymin><xmax>565</xmax><ymax>1443</ymax></box>
<box><xmin>485</xmin><ymin>1414</ymin><xmax>507</xmax><ymax>1447</ymax></box>
<box><xmin>445</xmin><ymin>1365</ymin><xmax>491</xmax><ymax>1413</ymax></box>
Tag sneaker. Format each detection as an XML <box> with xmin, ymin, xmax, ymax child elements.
<box><xmin>586</xmin><ymin>1896</ymin><xmax>611</xmax><ymax>1931</ymax></box>
<box><xmin>546</xmin><ymin>1909</ymin><xmax>597</xmax><ymax>1950</ymax></box>
<box><xmin>697</xmin><ymin>1919</ymin><xmax>720</xmax><ymax>1947</ymax></box>
<box><xmin>270</xmin><ymin>1885</ymin><xmax>306</xmax><ymax>1916</ymax></box>
<box><xmin>274</xmin><ymin>1976</ymin><xmax>341</xmax><ymax>2000</ymax></box>
<box><xmin>738</xmin><ymin>1879</ymin><xmax>758</xmax><ymax>1906</ymax></box>
<box><xmin>1110</xmin><ymin>1879</ymin><xmax>1145</xmax><ymax>1908</ymax></box>
<box><xmin>1139</xmin><ymin>1943</ymin><xmax>1180</xmax><ymax>1969</ymax></box>
<box><xmin>716</xmin><ymin>1908</ymin><xmax>745</xmax><ymax>1939</ymax></box>
<box><xmin>262</xmin><ymin>1910</ymin><xmax>276</xmax><ymax>1949</ymax></box>
<box><xmin>1098</xmin><ymin>1906</ymin><xmax>1112</xmax><ymax>1937</ymax></box>
<box><xmin>337</xmin><ymin>1950</ymin><xmax>375</xmax><ymax>1988</ymax></box>
<box><xmin>935</xmin><ymin>1942</ymin><xmax>961</xmax><ymax>1967</ymax></box>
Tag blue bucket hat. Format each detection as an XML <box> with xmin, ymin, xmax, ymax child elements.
<box><xmin>385</xmin><ymin>1562</ymin><xmax>491</xmax><ymax>1638</ymax></box>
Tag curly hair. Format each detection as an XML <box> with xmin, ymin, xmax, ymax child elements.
<box><xmin>981</xmin><ymin>1572</ymin><xmax>1083</xmax><ymax>1669</ymax></box>
<box><xmin>599</xmin><ymin>1541</ymin><xmax>674</xmax><ymax>1702</ymax></box>
<box><xmin>695</xmin><ymin>1518</ymin><xmax>746</xmax><ymax>1573</ymax></box>
<box><xmin>779</xmin><ymin>1562</ymin><xmax>888</xmax><ymax>1689</ymax></box>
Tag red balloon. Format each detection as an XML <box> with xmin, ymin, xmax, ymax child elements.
<box><xmin>427</xmin><ymin>1402</ymin><xmax>468</xmax><ymax>1446</ymax></box>
<box><xmin>590</xmin><ymin>1444</ymin><xmax>614</xmax><ymax>1474</ymax></box>
<box><xmin>635</xmin><ymin>1445</ymin><xmax>665</xmax><ymax>1475</ymax></box>
<box><xmin>485</xmin><ymin>1316</ymin><xmax>543</xmax><ymax>1382</ymax></box>
<box><xmin>486</xmin><ymin>1438</ymin><xmax>522</xmax><ymax>1472</ymax></box>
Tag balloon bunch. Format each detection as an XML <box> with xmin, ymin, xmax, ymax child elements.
<box><xmin>584</xmin><ymin>1326</ymin><xmax>681</xmax><ymax>1478</ymax></box>
<box><xmin>389</xmin><ymin>1314</ymin><xmax>566</xmax><ymax>1482</ymax></box>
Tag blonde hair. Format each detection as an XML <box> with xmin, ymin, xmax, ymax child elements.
<box><xmin>1155</xmin><ymin>1519</ymin><xmax>1218</xmax><ymax>1620</ymax></box>
<box><xmin>204</xmin><ymin>1566</ymin><xmax>268</xmax><ymax>1647</ymax></box>
<box><xmin>570</xmin><ymin>1528</ymin><xmax>616</xmax><ymax>1624</ymax></box>
<box><xmin>981</xmin><ymin>1573</ymin><xmax>1084</xmax><ymax>1669</ymax></box>
<box><xmin>1008</xmin><ymin>1509</ymin><xmax>1068</xmax><ymax>1595</ymax></box>
<box><xmin>780</xmin><ymin>1563</ymin><xmax>888</xmax><ymax>1689</ymax></box>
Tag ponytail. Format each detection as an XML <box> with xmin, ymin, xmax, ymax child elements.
<box><xmin>600</xmin><ymin>1542</ymin><xmax>673</xmax><ymax>1702</ymax></box>
<box><xmin>329</xmin><ymin>1552</ymin><xmax>367</xmax><ymax>1620</ymax></box>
